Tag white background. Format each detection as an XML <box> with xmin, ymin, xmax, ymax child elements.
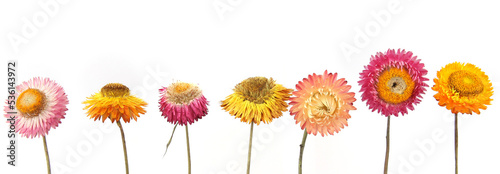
<box><xmin>1</xmin><ymin>0</ymin><xmax>500</xmax><ymax>174</ymax></box>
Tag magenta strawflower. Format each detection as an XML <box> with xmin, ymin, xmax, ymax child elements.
<box><xmin>359</xmin><ymin>49</ymin><xmax>428</xmax><ymax>174</ymax></box>
<box><xmin>358</xmin><ymin>49</ymin><xmax>428</xmax><ymax>117</ymax></box>
<box><xmin>4</xmin><ymin>77</ymin><xmax>69</xmax><ymax>138</ymax></box>
<box><xmin>159</xmin><ymin>82</ymin><xmax>209</xmax><ymax>125</ymax></box>
<box><xmin>159</xmin><ymin>81</ymin><xmax>209</xmax><ymax>174</ymax></box>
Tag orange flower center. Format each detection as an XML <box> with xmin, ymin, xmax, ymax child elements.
<box><xmin>376</xmin><ymin>67</ymin><xmax>415</xmax><ymax>104</ymax></box>
<box><xmin>305</xmin><ymin>90</ymin><xmax>339</xmax><ymax>123</ymax></box>
<box><xmin>101</xmin><ymin>83</ymin><xmax>130</xmax><ymax>97</ymax></box>
<box><xmin>235</xmin><ymin>77</ymin><xmax>274</xmax><ymax>104</ymax></box>
<box><xmin>174</xmin><ymin>82</ymin><xmax>192</xmax><ymax>93</ymax></box>
<box><xmin>16</xmin><ymin>88</ymin><xmax>46</xmax><ymax>118</ymax></box>
<box><xmin>448</xmin><ymin>70</ymin><xmax>484</xmax><ymax>96</ymax></box>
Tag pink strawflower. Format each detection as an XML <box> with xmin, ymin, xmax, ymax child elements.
<box><xmin>289</xmin><ymin>71</ymin><xmax>357</xmax><ymax>136</ymax></box>
<box><xmin>4</xmin><ymin>77</ymin><xmax>69</xmax><ymax>138</ymax></box>
<box><xmin>358</xmin><ymin>49</ymin><xmax>428</xmax><ymax>116</ymax></box>
<box><xmin>159</xmin><ymin>82</ymin><xmax>209</xmax><ymax>125</ymax></box>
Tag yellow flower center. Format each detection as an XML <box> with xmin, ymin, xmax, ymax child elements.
<box><xmin>101</xmin><ymin>83</ymin><xmax>130</xmax><ymax>97</ymax></box>
<box><xmin>376</xmin><ymin>67</ymin><xmax>415</xmax><ymax>104</ymax></box>
<box><xmin>448</xmin><ymin>70</ymin><xmax>484</xmax><ymax>96</ymax></box>
<box><xmin>16</xmin><ymin>88</ymin><xmax>46</xmax><ymax>118</ymax></box>
<box><xmin>306</xmin><ymin>90</ymin><xmax>339</xmax><ymax>123</ymax></box>
<box><xmin>174</xmin><ymin>82</ymin><xmax>192</xmax><ymax>93</ymax></box>
<box><xmin>235</xmin><ymin>77</ymin><xmax>274</xmax><ymax>104</ymax></box>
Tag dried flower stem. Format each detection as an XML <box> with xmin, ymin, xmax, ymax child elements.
<box><xmin>298</xmin><ymin>129</ymin><xmax>308</xmax><ymax>174</ymax></box>
<box><xmin>116</xmin><ymin>120</ymin><xmax>129</xmax><ymax>174</ymax></box>
<box><xmin>185</xmin><ymin>125</ymin><xmax>191</xmax><ymax>174</ymax></box>
<box><xmin>164</xmin><ymin>123</ymin><xmax>178</xmax><ymax>157</ymax></box>
<box><xmin>43</xmin><ymin>136</ymin><xmax>51</xmax><ymax>174</ymax></box>
<box><xmin>455</xmin><ymin>113</ymin><xmax>458</xmax><ymax>174</ymax></box>
<box><xmin>384</xmin><ymin>115</ymin><xmax>391</xmax><ymax>174</ymax></box>
<box><xmin>246</xmin><ymin>122</ymin><xmax>254</xmax><ymax>174</ymax></box>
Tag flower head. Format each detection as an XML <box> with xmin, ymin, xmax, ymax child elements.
<box><xmin>83</xmin><ymin>83</ymin><xmax>147</xmax><ymax>123</ymax></box>
<box><xmin>221</xmin><ymin>77</ymin><xmax>292</xmax><ymax>125</ymax></box>
<box><xmin>159</xmin><ymin>82</ymin><xmax>209</xmax><ymax>125</ymax></box>
<box><xmin>432</xmin><ymin>62</ymin><xmax>493</xmax><ymax>114</ymax></box>
<box><xmin>3</xmin><ymin>77</ymin><xmax>69</xmax><ymax>138</ymax></box>
<box><xmin>359</xmin><ymin>49</ymin><xmax>428</xmax><ymax>116</ymax></box>
<box><xmin>289</xmin><ymin>71</ymin><xmax>356</xmax><ymax>136</ymax></box>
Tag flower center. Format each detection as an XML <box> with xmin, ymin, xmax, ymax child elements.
<box><xmin>376</xmin><ymin>67</ymin><xmax>415</xmax><ymax>104</ymax></box>
<box><xmin>167</xmin><ymin>82</ymin><xmax>202</xmax><ymax>104</ymax></box>
<box><xmin>448</xmin><ymin>70</ymin><xmax>484</xmax><ymax>96</ymax></box>
<box><xmin>101</xmin><ymin>83</ymin><xmax>130</xmax><ymax>97</ymax></box>
<box><xmin>174</xmin><ymin>82</ymin><xmax>192</xmax><ymax>93</ymax></box>
<box><xmin>235</xmin><ymin>77</ymin><xmax>274</xmax><ymax>104</ymax></box>
<box><xmin>387</xmin><ymin>77</ymin><xmax>407</xmax><ymax>94</ymax></box>
<box><xmin>306</xmin><ymin>90</ymin><xmax>339</xmax><ymax>123</ymax></box>
<box><xmin>16</xmin><ymin>88</ymin><xmax>46</xmax><ymax>118</ymax></box>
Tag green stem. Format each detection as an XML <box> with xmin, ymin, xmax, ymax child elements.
<box><xmin>185</xmin><ymin>125</ymin><xmax>191</xmax><ymax>174</ymax></box>
<box><xmin>246</xmin><ymin>122</ymin><xmax>254</xmax><ymax>174</ymax></box>
<box><xmin>43</xmin><ymin>136</ymin><xmax>51</xmax><ymax>174</ymax></box>
<box><xmin>116</xmin><ymin>120</ymin><xmax>129</xmax><ymax>174</ymax></box>
<box><xmin>384</xmin><ymin>115</ymin><xmax>390</xmax><ymax>174</ymax></box>
<box><xmin>298</xmin><ymin>129</ymin><xmax>308</xmax><ymax>174</ymax></box>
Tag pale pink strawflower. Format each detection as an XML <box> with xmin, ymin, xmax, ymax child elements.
<box><xmin>289</xmin><ymin>71</ymin><xmax>357</xmax><ymax>136</ymax></box>
<box><xmin>4</xmin><ymin>77</ymin><xmax>69</xmax><ymax>138</ymax></box>
<box><xmin>358</xmin><ymin>49</ymin><xmax>428</xmax><ymax>116</ymax></box>
<box><xmin>159</xmin><ymin>82</ymin><xmax>209</xmax><ymax>125</ymax></box>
